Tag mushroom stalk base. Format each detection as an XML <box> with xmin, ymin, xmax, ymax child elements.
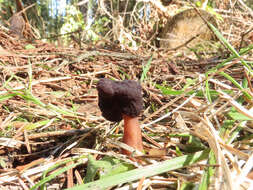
<box><xmin>122</xmin><ymin>114</ymin><xmax>143</xmax><ymax>156</ymax></box>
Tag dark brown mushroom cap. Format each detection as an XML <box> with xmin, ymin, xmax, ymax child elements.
<box><xmin>97</xmin><ymin>78</ymin><xmax>143</xmax><ymax>122</ymax></box>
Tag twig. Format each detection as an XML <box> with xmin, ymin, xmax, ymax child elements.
<box><xmin>16</xmin><ymin>129</ymin><xmax>92</xmax><ymax>141</ymax></box>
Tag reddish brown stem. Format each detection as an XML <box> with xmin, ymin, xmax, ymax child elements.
<box><xmin>122</xmin><ymin>114</ymin><xmax>143</xmax><ymax>156</ymax></box>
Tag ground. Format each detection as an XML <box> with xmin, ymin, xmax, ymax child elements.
<box><xmin>0</xmin><ymin>13</ymin><xmax>253</xmax><ymax>190</ymax></box>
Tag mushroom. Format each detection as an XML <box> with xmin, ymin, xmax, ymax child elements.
<box><xmin>97</xmin><ymin>78</ymin><xmax>144</xmax><ymax>156</ymax></box>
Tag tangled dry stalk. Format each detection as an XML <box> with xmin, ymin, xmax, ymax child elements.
<box><xmin>0</xmin><ymin>1</ymin><xmax>252</xmax><ymax>189</ymax></box>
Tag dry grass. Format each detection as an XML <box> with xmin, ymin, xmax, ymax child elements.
<box><xmin>0</xmin><ymin>1</ymin><xmax>253</xmax><ymax>190</ymax></box>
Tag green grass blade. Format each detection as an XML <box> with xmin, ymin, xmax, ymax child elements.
<box><xmin>118</xmin><ymin>68</ymin><xmax>130</xmax><ymax>80</ymax></box>
<box><xmin>25</xmin><ymin>119</ymin><xmax>52</xmax><ymax>130</ymax></box>
<box><xmin>140</xmin><ymin>56</ymin><xmax>152</xmax><ymax>82</ymax></box>
<box><xmin>207</xmin><ymin>23</ymin><xmax>252</xmax><ymax>73</ymax></box>
<box><xmin>206</xmin><ymin>44</ymin><xmax>253</xmax><ymax>76</ymax></box>
<box><xmin>30</xmin><ymin>162</ymin><xmax>81</xmax><ymax>190</ymax></box>
<box><xmin>198</xmin><ymin>151</ymin><xmax>216</xmax><ymax>190</ymax></box>
<box><xmin>47</xmin><ymin>103</ymin><xmax>76</xmax><ymax>116</ymax></box>
<box><xmin>40</xmin><ymin>157</ymin><xmax>85</xmax><ymax>190</ymax></box>
<box><xmin>208</xmin><ymin>23</ymin><xmax>239</xmax><ymax>57</ymax></box>
<box><xmin>2</xmin><ymin>73</ymin><xmax>15</xmax><ymax>89</ymax></box>
<box><xmin>156</xmin><ymin>84</ymin><xmax>183</xmax><ymax>95</ymax></box>
<box><xmin>205</xmin><ymin>80</ymin><xmax>212</xmax><ymax>103</ymax></box>
<box><xmin>11</xmin><ymin>90</ymin><xmax>46</xmax><ymax>107</ymax></box>
<box><xmin>0</xmin><ymin>93</ymin><xmax>17</xmax><ymax>101</ymax></box>
<box><xmin>31</xmin><ymin>156</ymin><xmax>86</xmax><ymax>190</ymax></box>
<box><xmin>219</xmin><ymin>72</ymin><xmax>251</xmax><ymax>100</ymax></box>
<box><xmin>219</xmin><ymin>72</ymin><xmax>243</xmax><ymax>91</ymax></box>
<box><xmin>66</xmin><ymin>149</ymin><xmax>210</xmax><ymax>190</ymax></box>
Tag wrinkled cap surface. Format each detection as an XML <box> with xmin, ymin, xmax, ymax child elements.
<box><xmin>97</xmin><ymin>78</ymin><xmax>143</xmax><ymax>122</ymax></box>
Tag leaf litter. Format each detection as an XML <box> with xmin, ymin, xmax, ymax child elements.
<box><xmin>0</xmin><ymin>6</ymin><xmax>253</xmax><ymax>190</ymax></box>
